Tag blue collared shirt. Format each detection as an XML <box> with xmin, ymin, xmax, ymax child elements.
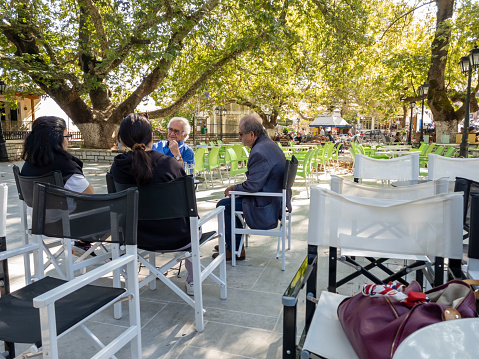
<box><xmin>151</xmin><ymin>141</ymin><xmax>195</xmax><ymax>165</ymax></box>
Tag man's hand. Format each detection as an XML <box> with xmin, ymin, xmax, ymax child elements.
<box><xmin>224</xmin><ymin>185</ymin><xmax>234</xmax><ymax>197</ymax></box>
<box><xmin>168</xmin><ymin>140</ymin><xmax>180</xmax><ymax>157</ymax></box>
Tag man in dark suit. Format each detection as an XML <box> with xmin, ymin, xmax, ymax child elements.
<box><xmin>214</xmin><ymin>115</ymin><xmax>286</xmax><ymax>260</ymax></box>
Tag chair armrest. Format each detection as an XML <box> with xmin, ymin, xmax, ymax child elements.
<box><xmin>198</xmin><ymin>206</ymin><xmax>224</xmax><ymax>227</ymax></box>
<box><xmin>282</xmin><ymin>254</ymin><xmax>317</xmax><ymax>306</ymax></box>
<box><xmin>282</xmin><ymin>252</ymin><xmax>318</xmax><ymax>359</ymax></box>
<box><xmin>33</xmin><ymin>252</ymin><xmax>136</xmax><ymax>307</ymax></box>
<box><xmin>230</xmin><ymin>190</ymin><xmax>283</xmax><ymax>198</ymax></box>
<box><xmin>0</xmin><ymin>243</ymin><xmax>40</xmax><ymax>261</ymax></box>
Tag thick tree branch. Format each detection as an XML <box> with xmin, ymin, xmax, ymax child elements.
<box><xmin>380</xmin><ymin>1</ymin><xmax>435</xmax><ymax>41</ymax></box>
<box><xmin>95</xmin><ymin>0</ymin><xmax>219</xmax><ymax>76</ymax></box>
<box><xmin>85</xmin><ymin>0</ymin><xmax>109</xmax><ymax>54</ymax></box>
<box><xmin>146</xmin><ymin>44</ymin><xmax>249</xmax><ymax>119</ymax></box>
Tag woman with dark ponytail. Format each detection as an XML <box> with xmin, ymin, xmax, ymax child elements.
<box><xmin>110</xmin><ymin>113</ymin><xmax>197</xmax><ymax>295</ymax></box>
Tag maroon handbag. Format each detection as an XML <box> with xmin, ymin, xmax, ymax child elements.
<box><xmin>337</xmin><ymin>280</ymin><xmax>478</xmax><ymax>359</ymax></box>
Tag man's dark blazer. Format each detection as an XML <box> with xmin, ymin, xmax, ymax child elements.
<box><xmin>233</xmin><ymin>135</ymin><xmax>286</xmax><ymax>229</ymax></box>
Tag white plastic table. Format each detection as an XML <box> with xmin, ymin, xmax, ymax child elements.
<box><xmin>393</xmin><ymin>318</ymin><xmax>479</xmax><ymax>359</ymax></box>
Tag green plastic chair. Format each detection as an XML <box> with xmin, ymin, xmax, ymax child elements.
<box><xmin>420</xmin><ymin>145</ymin><xmax>444</xmax><ymax>169</ymax></box>
<box><xmin>204</xmin><ymin>146</ymin><xmax>223</xmax><ymax>185</ymax></box>
<box><xmin>331</xmin><ymin>143</ymin><xmax>343</xmax><ymax>166</ymax></box>
<box><xmin>232</xmin><ymin>144</ymin><xmax>249</xmax><ymax>165</ymax></box>
<box><xmin>226</xmin><ymin>148</ymin><xmax>247</xmax><ymax>185</ymax></box>
<box><xmin>410</xmin><ymin>142</ymin><xmax>428</xmax><ymax>153</ymax></box>
<box><xmin>419</xmin><ymin>143</ymin><xmax>436</xmax><ymax>164</ymax></box>
<box><xmin>443</xmin><ymin>146</ymin><xmax>456</xmax><ymax>157</ymax></box>
<box><xmin>295</xmin><ymin>148</ymin><xmax>315</xmax><ymax>198</ymax></box>
<box><xmin>194</xmin><ymin>148</ymin><xmax>208</xmax><ymax>187</ymax></box>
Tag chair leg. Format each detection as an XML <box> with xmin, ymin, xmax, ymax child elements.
<box><xmin>149</xmin><ymin>252</ymin><xmax>157</xmax><ymax>290</ymax></box>
<box><xmin>217</xmin><ymin>167</ymin><xmax>223</xmax><ymax>184</ymax></box>
<box><xmin>305</xmin><ymin>177</ymin><xmax>310</xmax><ymax>199</ymax></box>
<box><xmin>63</xmin><ymin>238</ymin><xmax>75</xmax><ymax>280</ymax></box>
<box><xmin>287</xmin><ymin>213</ymin><xmax>292</xmax><ymax>250</ymax></box>
<box><xmin>112</xmin><ymin>243</ymin><xmax>122</xmax><ymax>319</ymax></box>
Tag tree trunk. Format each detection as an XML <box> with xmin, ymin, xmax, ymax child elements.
<box><xmin>427</xmin><ymin>0</ymin><xmax>457</xmax><ymax>143</ymax></box>
<box><xmin>0</xmin><ymin>119</ymin><xmax>9</xmax><ymax>162</ymax></box>
<box><xmin>76</xmin><ymin>122</ymin><xmax>120</xmax><ymax>149</ymax></box>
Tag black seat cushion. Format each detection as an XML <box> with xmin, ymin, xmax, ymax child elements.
<box><xmin>147</xmin><ymin>231</ymin><xmax>217</xmax><ymax>252</ymax></box>
<box><xmin>0</xmin><ymin>276</ymin><xmax>125</xmax><ymax>346</ymax></box>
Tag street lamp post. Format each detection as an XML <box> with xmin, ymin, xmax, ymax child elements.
<box><xmin>215</xmin><ymin>107</ymin><xmax>227</xmax><ymax>140</ymax></box>
<box><xmin>408</xmin><ymin>102</ymin><xmax>415</xmax><ymax>145</ymax></box>
<box><xmin>418</xmin><ymin>83</ymin><xmax>429</xmax><ymax>144</ymax></box>
<box><xmin>0</xmin><ymin>79</ymin><xmax>9</xmax><ymax>162</ymax></box>
<box><xmin>459</xmin><ymin>45</ymin><xmax>479</xmax><ymax>158</ymax></box>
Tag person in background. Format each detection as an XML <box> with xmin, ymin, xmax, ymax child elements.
<box><xmin>20</xmin><ymin>116</ymin><xmax>95</xmax><ymax>256</ymax></box>
<box><xmin>214</xmin><ymin>115</ymin><xmax>286</xmax><ymax>260</ymax></box>
<box><xmin>152</xmin><ymin>117</ymin><xmax>195</xmax><ymax>165</ymax></box>
<box><xmin>326</xmin><ymin>131</ymin><xmax>335</xmax><ymax>143</ymax></box>
<box><xmin>110</xmin><ymin>113</ymin><xmax>197</xmax><ymax>295</ymax></box>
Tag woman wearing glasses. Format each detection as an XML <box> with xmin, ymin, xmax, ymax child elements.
<box><xmin>151</xmin><ymin>117</ymin><xmax>195</xmax><ymax>165</ymax></box>
<box><xmin>20</xmin><ymin>116</ymin><xmax>95</xmax><ymax>255</ymax></box>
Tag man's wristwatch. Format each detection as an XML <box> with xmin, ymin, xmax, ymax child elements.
<box><xmin>175</xmin><ymin>155</ymin><xmax>182</xmax><ymax>161</ymax></box>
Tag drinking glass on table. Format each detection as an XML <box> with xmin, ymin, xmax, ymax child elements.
<box><xmin>184</xmin><ymin>163</ymin><xmax>195</xmax><ymax>176</ymax></box>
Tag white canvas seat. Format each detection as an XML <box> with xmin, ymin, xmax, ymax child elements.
<box><xmin>428</xmin><ymin>154</ymin><xmax>479</xmax><ymax>181</ymax></box>
<box><xmin>353</xmin><ymin>153</ymin><xmax>419</xmax><ymax>184</ymax></box>
<box><xmin>282</xmin><ymin>187</ymin><xmax>463</xmax><ymax>359</ymax></box>
<box><xmin>230</xmin><ymin>157</ymin><xmax>298</xmax><ymax>270</ymax></box>
<box><xmin>106</xmin><ymin>174</ymin><xmax>226</xmax><ymax>332</ymax></box>
<box><xmin>0</xmin><ymin>183</ymin><xmax>142</xmax><ymax>359</ymax></box>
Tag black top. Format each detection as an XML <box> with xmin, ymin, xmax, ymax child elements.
<box><xmin>110</xmin><ymin>151</ymin><xmax>191</xmax><ymax>251</ymax></box>
<box><xmin>21</xmin><ymin>152</ymin><xmax>84</xmax><ymax>184</ymax></box>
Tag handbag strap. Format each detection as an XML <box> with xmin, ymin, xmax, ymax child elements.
<box><xmin>463</xmin><ymin>279</ymin><xmax>479</xmax><ymax>301</ymax></box>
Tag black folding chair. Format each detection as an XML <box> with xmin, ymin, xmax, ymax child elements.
<box><xmin>0</xmin><ymin>183</ymin><xmax>141</xmax><ymax>359</ymax></box>
<box><xmin>13</xmin><ymin>165</ymin><xmax>112</xmax><ymax>282</ymax></box>
<box><xmin>106</xmin><ymin>174</ymin><xmax>226</xmax><ymax>332</ymax></box>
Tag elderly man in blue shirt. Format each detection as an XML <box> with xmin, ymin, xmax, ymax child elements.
<box><xmin>152</xmin><ymin>117</ymin><xmax>195</xmax><ymax>165</ymax></box>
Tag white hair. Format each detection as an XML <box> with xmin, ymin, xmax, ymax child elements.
<box><xmin>168</xmin><ymin>117</ymin><xmax>191</xmax><ymax>140</ymax></box>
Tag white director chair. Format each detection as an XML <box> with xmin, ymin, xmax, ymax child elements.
<box><xmin>330</xmin><ymin>175</ymin><xmax>450</xmax><ymax>289</ymax></box>
<box><xmin>353</xmin><ymin>153</ymin><xmax>419</xmax><ymax>185</ymax></box>
<box><xmin>282</xmin><ymin>187</ymin><xmax>463</xmax><ymax>359</ymax></box>
<box><xmin>0</xmin><ymin>183</ymin><xmax>142</xmax><ymax>359</ymax></box>
<box><xmin>428</xmin><ymin>153</ymin><xmax>479</xmax><ymax>182</ymax></box>
<box><xmin>230</xmin><ymin>157</ymin><xmax>298</xmax><ymax>270</ymax></box>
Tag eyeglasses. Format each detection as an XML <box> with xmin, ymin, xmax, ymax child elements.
<box><xmin>63</xmin><ymin>134</ymin><xmax>72</xmax><ymax>139</ymax></box>
<box><xmin>238</xmin><ymin>131</ymin><xmax>250</xmax><ymax>137</ymax></box>
<box><xmin>168</xmin><ymin>127</ymin><xmax>183</xmax><ymax>134</ymax></box>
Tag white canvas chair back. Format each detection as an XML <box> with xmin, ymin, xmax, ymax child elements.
<box><xmin>308</xmin><ymin>187</ymin><xmax>463</xmax><ymax>259</ymax></box>
<box><xmin>428</xmin><ymin>154</ymin><xmax>479</xmax><ymax>181</ymax></box>
<box><xmin>330</xmin><ymin>175</ymin><xmax>449</xmax><ymax>199</ymax></box>
<box><xmin>354</xmin><ymin>153</ymin><xmax>419</xmax><ymax>182</ymax></box>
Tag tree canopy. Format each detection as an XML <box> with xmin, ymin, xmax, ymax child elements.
<box><xmin>1</xmin><ymin>0</ymin><xmax>478</xmax><ymax>147</ymax></box>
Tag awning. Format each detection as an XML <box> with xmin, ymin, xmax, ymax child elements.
<box><xmin>309</xmin><ymin>115</ymin><xmax>351</xmax><ymax>128</ymax></box>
